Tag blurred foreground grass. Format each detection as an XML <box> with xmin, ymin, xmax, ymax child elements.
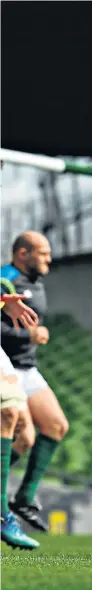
<box><xmin>1</xmin><ymin>534</ymin><xmax>92</xmax><ymax>590</ymax></box>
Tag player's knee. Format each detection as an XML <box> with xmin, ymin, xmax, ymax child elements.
<box><xmin>57</xmin><ymin>416</ymin><xmax>69</xmax><ymax>440</ymax></box>
<box><xmin>19</xmin><ymin>423</ymin><xmax>35</xmax><ymax>452</ymax></box>
<box><xmin>17</xmin><ymin>410</ymin><xmax>36</xmax><ymax>449</ymax></box>
<box><xmin>24</xmin><ymin>425</ymin><xmax>35</xmax><ymax>449</ymax></box>
<box><xmin>49</xmin><ymin>415</ymin><xmax>69</xmax><ymax>441</ymax></box>
<box><xmin>62</xmin><ymin>417</ymin><xmax>69</xmax><ymax>437</ymax></box>
<box><xmin>1</xmin><ymin>406</ymin><xmax>19</xmax><ymax>430</ymax></box>
<box><xmin>17</xmin><ymin>426</ymin><xmax>35</xmax><ymax>454</ymax></box>
<box><xmin>31</xmin><ymin>425</ymin><xmax>36</xmax><ymax>447</ymax></box>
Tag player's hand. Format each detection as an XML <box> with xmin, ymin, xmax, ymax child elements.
<box><xmin>2</xmin><ymin>293</ymin><xmax>38</xmax><ymax>330</ymax></box>
<box><xmin>29</xmin><ymin>325</ymin><xmax>49</xmax><ymax>344</ymax></box>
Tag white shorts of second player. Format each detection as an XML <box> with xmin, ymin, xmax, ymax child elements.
<box><xmin>0</xmin><ymin>346</ymin><xmax>27</xmax><ymax>410</ymax></box>
<box><xmin>16</xmin><ymin>367</ymin><xmax>48</xmax><ymax>398</ymax></box>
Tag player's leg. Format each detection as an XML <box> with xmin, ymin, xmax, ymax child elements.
<box><xmin>28</xmin><ymin>380</ymin><xmax>69</xmax><ymax>441</ymax></box>
<box><xmin>11</xmin><ymin>368</ymin><xmax>69</xmax><ymax>529</ymax></box>
<box><xmin>0</xmin><ymin>349</ymin><xmax>39</xmax><ymax>548</ymax></box>
<box><xmin>11</xmin><ymin>405</ymin><xmax>35</xmax><ymax>461</ymax></box>
<box><xmin>0</xmin><ymin>365</ymin><xmax>19</xmax><ymax>516</ymax></box>
<box><xmin>9</xmin><ymin>405</ymin><xmax>43</xmax><ymax>523</ymax></box>
<box><xmin>16</xmin><ymin>385</ymin><xmax>68</xmax><ymax>503</ymax></box>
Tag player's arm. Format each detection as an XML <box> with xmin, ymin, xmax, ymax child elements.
<box><xmin>26</xmin><ymin>324</ymin><xmax>49</xmax><ymax>345</ymax></box>
<box><xmin>0</xmin><ymin>293</ymin><xmax>38</xmax><ymax>330</ymax></box>
<box><xmin>1</xmin><ymin>277</ymin><xmax>49</xmax><ymax>348</ymax></box>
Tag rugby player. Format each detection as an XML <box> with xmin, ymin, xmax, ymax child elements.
<box><xmin>0</xmin><ymin>291</ymin><xmax>39</xmax><ymax>548</ymax></box>
<box><xmin>1</xmin><ymin>232</ymin><xmax>69</xmax><ymax>531</ymax></box>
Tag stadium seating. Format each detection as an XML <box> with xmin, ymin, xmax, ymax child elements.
<box><xmin>37</xmin><ymin>315</ymin><xmax>92</xmax><ymax>476</ymax></box>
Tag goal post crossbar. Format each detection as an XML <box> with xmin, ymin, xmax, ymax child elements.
<box><xmin>1</xmin><ymin>149</ymin><xmax>92</xmax><ymax>176</ymax></box>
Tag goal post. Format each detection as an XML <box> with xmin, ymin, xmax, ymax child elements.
<box><xmin>1</xmin><ymin>149</ymin><xmax>92</xmax><ymax>263</ymax></box>
<box><xmin>1</xmin><ymin>149</ymin><xmax>92</xmax><ymax>175</ymax></box>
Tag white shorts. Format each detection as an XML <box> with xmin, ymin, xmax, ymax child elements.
<box><xmin>0</xmin><ymin>346</ymin><xmax>17</xmax><ymax>377</ymax></box>
<box><xmin>15</xmin><ymin>366</ymin><xmax>48</xmax><ymax>398</ymax></box>
<box><xmin>0</xmin><ymin>347</ymin><xmax>27</xmax><ymax>410</ymax></box>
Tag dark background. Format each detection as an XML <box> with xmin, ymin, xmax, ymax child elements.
<box><xmin>1</xmin><ymin>3</ymin><xmax>92</xmax><ymax>531</ymax></box>
<box><xmin>1</xmin><ymin>1</ymin><xmax>92</xmax><ymax>156</ymax></box>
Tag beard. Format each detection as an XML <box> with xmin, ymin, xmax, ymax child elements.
<box><xmin>27</xmin><ymin>265</ymin><xmax>39</xmax><ymax>283</ymax></box>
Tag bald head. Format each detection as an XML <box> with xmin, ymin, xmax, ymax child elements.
<box><xmin>12</xmin><ymin>231</ymin><xmax>51</xmax><ymax>276</ymax></box>
<box><xmin>22</xmin><ymin>231</ymin><xmax>50</xmax><ymax>250</ymax></box>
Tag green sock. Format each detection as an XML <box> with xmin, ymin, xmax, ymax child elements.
<box><xmin>1</xmin><ymin>437</ymin><xmax>12</xmax><ymax>515</ymax></box>
<box><xmin>10</xmin><ymin>448</ymin><xmax>20</xmax><ymax>466</ymax></box>
<box><xmin>16</xmin><ymin>433</ymin><xmax>58</xmax><ymax>505</ymax></box>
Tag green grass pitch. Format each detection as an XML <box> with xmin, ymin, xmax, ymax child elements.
<box><xmin>1</xmin><ymin>535</ymin><xmax>92</xmax><ymax>590</ymax></box>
